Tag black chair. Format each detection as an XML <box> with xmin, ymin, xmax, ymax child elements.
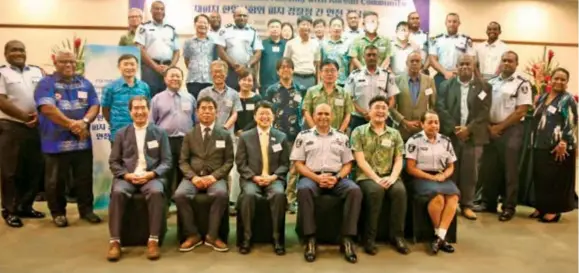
<box><xmin>176</xmin><ymin>194</ymin><xmax>230</xmax><ymax>243</ymax></box>
<box><xmin>120</xmin><ymin>193</ymin><xmax>168</xmax><ymax>246</ymax></box>
<box><xmin>358</xmin><ymin>196</ymin><xmax>393</xmax><ymax>244</ymax></box>
<box><xmin>295</xmin><ymin>194</ymin><xmax>343</xmax><ymax>244</ymax></box>
<box><xmin>236</xmin><ymin>195</ymin><xmax>286</xmax><ymax>246</ymax></box>
<box><xmin>409</xmin><ymin>195</ymin><xmax>457</xmax><ymax>243</ymax></box>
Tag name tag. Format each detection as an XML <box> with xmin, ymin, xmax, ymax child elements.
<box><xmin>377</xmin><ymin>78</ymin><xmax>387</xmax><ymax>87</ymax></box>
<box><xmin>425</xmin><ymin>88</ymin><xmax>433</xmax><ymax>96</ymax></box>
<box><xmin>335</xmin><ymin>98</ymin><xmax>344</xmax><ymax>106</ymax></box>
<box><xmin>78</xmin><ymin>91</ymin><xmax>88</xmax><ymax>99</ymax></box>
<box><xmin>272</xmin><ymin>143</ymin><xmax>282</xmax><ymax>152</ymax></box>
<box><xmin>182</xmin><ymin>102</ymin><xmax>191</xmax><ymax>111</ymax></box>
<box><xmin>245</xmin><ymin>104</ymin><xmax>255</xmax><ymax>111</ymax></box>
<box><xmin>293</xmin><ymin>94</ymin><xmax>302</xmax><ymax>102</ymax></box>
<box><xmin>547</xmin><ymin>105</ymin><xmax>557</xmax><ymax>114</ymax></box>
<box><xmin>381</xmin><ymin>138</ymin><xmax>392</xmax><ymax>147</ymax></box>
<box><xmin>272</xmin><ymin>46</ymin><xmax>280</xmax><ymax>53</ymax></box>
<box><xmin>147</xmin><ymin>140</ymin><xmax>159</xmax><ymax>149</ymax></box>
<box><xmin>478</xmin><ymin>91</ymin><xmax>487</xmax><ymax>101</ymax></box>
<box><xmin>216</xmin><ymin>140</ymin><xmax>226</xmax><ymax>148</ymax></box>
<box><xmin>225</xmin><ymin>100</ymin><xmax>233</xmax><ymax>107</ymax></box>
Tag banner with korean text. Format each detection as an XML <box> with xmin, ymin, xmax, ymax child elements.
<box><xmin>131</xmin><ymin>0</ymin><xmax>430</xmax><ymax>36</ymax></box>
<box><xmin>84</xmin><ymin>45</ymin><xmax>141</xmax><ymax>210</ymax></box>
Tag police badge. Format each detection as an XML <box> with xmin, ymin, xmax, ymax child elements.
<box><xmin>408</xmin><ymin>144</ymin><xmax>416</xmax><ymax>153</ymax></box>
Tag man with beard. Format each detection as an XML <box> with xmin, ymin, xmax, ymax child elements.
<box><xmin>475</xmin><ymin>22</ymin><xmax>508</xmax><ymax>80</ymax></box>
<box><xmin>343</xmin><ymin>10</ymin><xmax>363</xmax><ymax>43</ymax></box>
<box><xmin>407</xmin><ymin>12</ymin><xmax>430</xmax><ymax>73</ymax></box>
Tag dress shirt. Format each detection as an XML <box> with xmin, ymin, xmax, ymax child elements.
<box><xmin>257</xmin><ymin>126</ymin><xmax>271</xmax><ymax>175</ymax></box>
<box><xmin>457</xmin><ymin>77</ymin><xmax>470</xmax><ymax>126</ymax></box>
<box><xmin>201</xmin><ymin>122</ymin><xmax>216</xmax><ymax>140</ymax></box>
<box><xmin>134</xmin><ymin>123</ymin><xmax>148</xmax><ymax>175</ymax></box>
<box><xmin>150</xmin><ymin>89</ymin><xmax>197</xmax><ymax>137</ymax></box>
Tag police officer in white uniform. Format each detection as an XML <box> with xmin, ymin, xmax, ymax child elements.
<box><xmin>474</xmin><ymin>51</ymin><xmax>532</xmax><ymax>222</ymax></box>
<box><xmin>407</xmin><ymin>11</ymin><xmax>429</xmax><ymax>73</ymax></box>
<box><xmin>291</xmin><ymin>103</ymin><xmax>362</xmax><ymax>264</ymax></box>
<box><xmin>429</xmin><ymin>13</ymin><xmax>475</xmax><ymax>90</ymax></box>
<box><xmin>0</xmin><ymin>40</ymin><xmax>45</xmax><ymax>227</ymax></box>
<box><xmin>135</xmin><ymin>0</ymin><xmax>180</xmax><ymax>96</ymax></box>
<box><xmin>345</xmin><ymin>45</ymin><xmax>399</xmax><ymax>130</ymax></box>
<box><xmin>216</xmin><ymin>7</ymin><xmax>263</xmax><ymax>91</ymax></box>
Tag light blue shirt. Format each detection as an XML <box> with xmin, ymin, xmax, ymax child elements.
<box><xmin>183</xmin><ymin>36</ymin><xmax>215</xmax><ymax>83</ymax></box>
<box><xmin>320</xmin><ymin>38</ymin><xmax>350</xmax><ymax>85</ymax></box>
<box><xmin>409</xmin><ymin>29</ymin><xmax>429</xmax><ymax>64</ymax></box>
<box><xmin>215</xmin><ymin>24</ymin><xmax>263</xmax><ymax>65</ymax></box>
<box><xmin>134</xmin><ymin>20</ymin><xmax>179</xmax><ymax>61</ymax></box>
<box><xmin>429</xmin><ymin>33</ymin><xmax>475</xmax><ymax>71</ymax></box>
<box><xmin>149</xmin><ymin>89</ymin><xmax>196</xmax><ymax>137</ymax></box>
<box><xmin>197</xmin><ymin>86</ymin><xmax>243</xmax><ymax>133</ymax></box>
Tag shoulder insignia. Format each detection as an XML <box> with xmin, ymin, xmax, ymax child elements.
<box><xmin>408</xmin><ymin>144</ymin><xmax>416</xmax><ymax>153</ymax></box>
<box><xmin>432</xmin><ymin>34</ymin><xmax>443</xmax><ymax>40</ymax></box>
<box><xmin>225</xmin><ymin>23</ymin><xmax>234</xmax><ymax>28</ymax></box>
<box><xmin>411</xmin><ymin>133</ymin><xmax>422</xmax><ymax>139</ymax></box>
<box><xmin>0</xmin><ymin>65</ymin><xmax>5</xmax><ymax>69</ymax></box>
<box><xmin>440</xmin><ymin>134</ymin><xmax>451</xmax><ymax>142</ymax></box>
<box><xmin>516</xmin><ymin>75</ymin><xmax>529</xmax><ymax>82</ymax></box>
<box><xmin>298</xmin><ymin>129</ymin><xmax>311</xmax><ymax>135</ymax></box>
<box><xmin>164</xmin><ymin>24</ymin><xmax>175</xmax><ymax>30</ymax></box>
<box><xmin>218</xmin><ymin>28</ymin><xmax>227</xmax><ymax>35</ymax></box>
<box><xmin>142</xmin><ymin>21</ymin><xmax>152</xmax><ymax>25</ymax></box>
<box><xmin>350</xmin><ymin>68</ymin><xmax>361</xmax><ymax>74</ymax></box>
<box><xmin>139</xmin><ymin>27</ymin><xmax>146</xmax><ymax>34</ymax></box>
<box><xmin>295</xmin><ymin>138</ymin><xmax>303</xmax><ymax>148</ymax></box>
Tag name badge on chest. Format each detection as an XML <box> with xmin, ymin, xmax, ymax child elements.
<box><xmin>272</xmin><ymin>143</ymin><xmax>282</xmax><ymax>152</ymax></box>
<box><xmin>547</xmin><ymin>105</ymin><xmax>557</xmax><ymax>114</ymax></box>
<box><xmin>245</xmin><ymin>104</ymin><xmax>255</xmax><ymax>111</ymax></box>
<box><xmin>272</xmin><ymin>46</ymin><xmax>280</xmax><ymax>53</ymax></box>
<box><xmin>334</xmin><ymin>98</ymin><xmax>344</xmax><ymax>106</ymax></box>
<box><xmin>78</xmin><ymin>91</ymin><xmax>88</xmax><ymax>99</ymax></box>
<box><xmin>216</xmin><ymin>140</ymin><xmax>226</xmax><ymax>148</ymax></box>
<box><xmin>147</xmin><ymin>140</ymin><xmax>159</xmax><ymax>149</ymax></box>
<box><xmin>225</xmin><ymin>100</ymin><xmax>233</xmax><ymax>107</ymax></box>
<box><xmin>182</xmin><ymin>102</ymin><xmax>191</xmax><ymax>111</ymax></box>
<box><xmin>294</xmin><ymin>94</ymin><xmax>302</xmax><ymax>102</ymax></box>
<box><xmin>425</xmin><ymin>88</ymin><xmax>433</xmax><ymax>96</ymax></box>
<box><xmin>381</xmin><ymin>138</ymin><xmax>392</xmax><ymax>147</ymax></box>
<box><xmin>478</xmin><ymin>91</ymin><xmax>487</xmax><ymax>101</ymax></box>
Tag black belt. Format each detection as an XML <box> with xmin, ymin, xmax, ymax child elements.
<box><xmin>153</xmin><ymin>59</ymin><xmax>172</xmax><ymax>65</ymax></box>
<box><xmin>423</xmin><ymin>170</ymin><xmax>441</xmax><ymax>175</ymax></box>
<box><xmin>294</xmin><ymin>73</ymin><xmax>315</xmax><ymax>77</ymax></box>
<box><xmin>169</xmin><ymin>136</ymin><xmax>184</xmax><ymax>139</ymax></box>
<box><xmin>314</xmin><ymin>171</ymin><xmax>338</xmax><ymax>176</ymax></box>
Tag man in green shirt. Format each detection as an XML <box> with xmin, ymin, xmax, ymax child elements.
<box><xmin>350</xmin><ymin>95</ymin><xmax>409</xmax><ymax>256</ymax></box>
<box><xmin>302</xmin><ymin>59</ymin><xmax>352</xmax><ymax>132</ymax></box>
<box><xmin>119</xmin><ymin>8</ymin><xmax>143</xmax><ymax>46</ymax></box>
<box><xmin>348</xmin><ymin>11</ymin><xmax>392</xmax><ymax>72</ymax></box>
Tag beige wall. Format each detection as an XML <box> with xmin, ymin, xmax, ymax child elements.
<box><xmin>0</xmin><ymin>0</ymin><xmax>576</xmax><ymax>91</ymax></box>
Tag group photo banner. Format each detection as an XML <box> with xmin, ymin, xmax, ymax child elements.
<box><xmin>131</xmin><ymin>0</ymin><xmax>430</xmax><ymax>37</ymax></box>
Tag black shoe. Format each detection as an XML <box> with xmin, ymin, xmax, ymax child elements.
<box><xmin>529</xmin><ymin>211</ymin><xmax>543</xmax><ymax>219</ymax></box>
<box><xmin>273</xmin><ymin>240</ymin><xmax>286</xmax><ymax>256</ymax></box>
<box><xmin>1</xmin><ymin>209</ymin><xmax>8</xmax><ymax>219</ymax></box>
<box><xmin>341</xmin><ymin>238</ymin><xmax>357</xmax><ymax>264</ymax></box>
<box><xmin>239</xmin><ymin>240</ymin><xmax>251</xmax><ymax>255</ymax></box>
<box><xmin>363</xmin><ymin>240</ymin><xmax>378</xmax><ymax>256</ymax></box>
<box><xmin>539</xmin><ymin>213</ymin><xmax>561</xmax><ymax>223</ymax></box>
<box><xmin>440</xmin><ymin>240</ymin><xmax>455</xmax><ymax>253</ymax></box>
<box><xmin>81</xmin><ymin>213</ymin><xmax>102</xmax><ymax>224</ymax></box>
<box><xmin>4</xmin><ymin>214</ymin><xmax>23</xmax><ymax>228</ymax></box>
<box><xmin>53</xmin><ymin>215</ymin><xmax>68</xmax><ymax>227</ymax></box>
<box><xmin>472</xmin><ymin>204</ymin><xmax>497</xmax><ymax>213</ymax></box>
<box><xmin>18</xmin><ymin>209</ymin><xmax>45</xmax><ymax>219</ymax></box>
<box><xmin>391</xmin><ymin>237</ymin><xmax>410</xmax><ymax>255</ymax></box>
<box><xmin>428</xmin><ymin>237</ymin><xmax>443</xmax><ymax>255</ymax></box>
<box><xmin>304</xmin><ymin>237</ymin><xmax>316</xmax><ymax>262</ymax></box>
<box><xmin>288</xmin><ymin>202</ymin><xmax>297</xmax><ymax>214</ymax></box>
<box><xmin>498</xmin><ymin>210</ymin><xmax>515</xmax><ymax>222</ymax></box>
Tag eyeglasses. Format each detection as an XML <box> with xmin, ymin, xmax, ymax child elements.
<box><xmin>322</xmin><ymin>69</ymin><xmax>338</xmax><ymax>73</ymax></box>
<box><xmin>56</xmin><ymin>60</ymin><xmax>76</xmax><ymax>65</ymax></box>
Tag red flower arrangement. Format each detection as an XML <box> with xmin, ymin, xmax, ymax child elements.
<box><xmin>49</xmin><ymin>35</ymin><xmax>87</xmax><ymax>75</ymax></box>
<box><xmin>525</xmin><ymin>48</ymin><xmax>559</xmax><ymax>102</ymax></box>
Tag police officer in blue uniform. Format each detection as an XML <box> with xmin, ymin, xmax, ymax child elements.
<box><xmin>134</xmin><ymin>0</ymin><xmax>180</xmax><ymax>96</ymax></box>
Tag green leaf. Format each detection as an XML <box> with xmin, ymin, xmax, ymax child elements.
<box><xmin>66</xmin><ymin>39</ymin><xmax>71</xmax><ymax>51</ymax></box>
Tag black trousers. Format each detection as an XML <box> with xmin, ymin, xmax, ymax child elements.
<box><xmin>0</xmin><ymin>120</ymin><xmax>43</xmax><ymax>214</ymax></box>
<box><xmin>186</xmin><ymin>82</ymin><xmax>212</xmax><ymax>100</ymax></box>
<box><xmin>167</xmin><ymin>137</ymin><xmax>184</xmax><ymax>202</ymax></box>
<box><xmin>44</xmin><ymin>150</ymin><xmax>94</xmax><ymax>217</ymax></box>
<box><xmin>359</xmin><ymin>179</ymin><xmax>407</xmax><ymax>242</ymax></box>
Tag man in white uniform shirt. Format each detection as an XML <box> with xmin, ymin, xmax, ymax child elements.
<box><xmin>475</xmin><ymin>22</ymin><xmax>508</xmax><ymax>80</ymax></box>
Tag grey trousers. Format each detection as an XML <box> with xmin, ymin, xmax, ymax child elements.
<box><xmin>173</xmin><ymin>179</ymin><xmax>229</xmax><ymax>239</ymax></box>
<box><xmin>451</xmin><ymin>138</ymin><xmax>483</xmax><ymax>209</ymax></box>
<box><xmin>108</xmin><ymin>179</ymin><xmax>165</xmax><ymax>241</ymax></box>
<box><xmin>297</xmin><ymin>177</ymin><xmax>362</xmax><ymax>237</ymax></box>
<box><xmin>238</xmin><ymin>180</ymin><xmax>286</xmax><ymax>241</ymax></box>
<box><xmin>293</xmin><ymin>74</ymin><xmax>316</xmax><ymax>90</ymax></box>
<box><xmin>479</xmin><ymin>124</ymin><xmax>524</xmax><ymax>211</ymax></box>
<box><xmin>359</xmin><ymin>179</ymin><xmax>407</xmax><ymax>241</ymax></box>
<box><xmin>141</xmin><ymin>64</ymin><xmax>166</xmax><ymax>97</ymax></box>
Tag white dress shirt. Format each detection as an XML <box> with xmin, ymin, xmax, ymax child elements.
<box><xmin>457</xmin><ymin>78</ymin><xmax>470</xmax><ymax>126</ymax></box>
<box><xmin>475</xmin><ymin>40</ymin><xmax>508</xmax><ymax>79</ymax></box>
<box><xmin>201</xmin><ymin>122</ymin><xmax>216</xmax><ymax>140</ymax></box>
<box><xmin>134</xmin><ymin>123</ymin><xmax>148</xmax><ymax>175</ymax></box>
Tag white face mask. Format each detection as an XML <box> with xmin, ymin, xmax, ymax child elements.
<box><xmin>365</xmin><ymin>23</ymin><xmax>377</xmax><ymax>33</ymax></box>
<box><xmin>397</xmin><ymin>31</ymin><xmax>408</xmax><ymax>41</ymax></box>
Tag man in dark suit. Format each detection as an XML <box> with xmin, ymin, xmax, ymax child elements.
<box><xmin>174</xmin><ymin>96</ymin><xmax>234</xmax><ymax>253</ymax></box>
<box><xmin>106</xmin><ymin>95</ymin><xmax>172</xmax><ymax>261</ymax></box>
<box><xmin>436</xmin><ymin>54</ymin><xmax>491</xmax><ymax>221</ymax></box>
<box><xmin>236</xmin><ymin>101</ymin><xmax>290</xmax><ymax>255</ymax></box>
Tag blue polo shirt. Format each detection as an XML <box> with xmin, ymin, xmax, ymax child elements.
<box><xmin>259</xmin><ymin>38</ymin><xmax>286</xmax><ymax>92</ymax></box>
<box><xmin>101</xmin><ymin>77</ymin><xmax>150</xmax><ymax>141</ymax></box>
<box><xmin>35</xmin><ymin>74</ymin><xmax>100</xmax><ymax>154</ymax></box>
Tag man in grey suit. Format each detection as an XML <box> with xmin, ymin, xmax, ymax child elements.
<box><xmin>236</xmin><ymin>101</ymin><xmax>290</xmax><ymax>255</ymax></box>
<box><xmin>174</xmin><ymin>96</ymin><xmax>234</xmax><ymax>253</ymax></box>
<box><xmin>436</xmin><ymin>54</ymin><xmax>491</xmax><ymax>221</ymax></box>
<box><xmin>106</xmin><ymin>95</ymin><xmax>172</xmax><ymax>262</ymax></box>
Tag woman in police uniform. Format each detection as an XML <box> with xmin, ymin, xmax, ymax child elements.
<box><xmin>405</xmin><ymin>110</ymin><xmax>459</xmax><ymax>255</ymax></box>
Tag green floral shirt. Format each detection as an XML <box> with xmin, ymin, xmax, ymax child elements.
<box><xmin>302</xmin><ymin>84</ymin><xmax>353</xmax><ymax>129</ymax></box>
<box><xmin>119</xmin><ymin>31</ymin><xmax>136</xmax><ymax>46</ymax></box>
<box><xmin>350</xmin><ymin>124</ymin><xmax>404</xmax><ymax>181</ymax></box>
<box><xmin>348</xmin><ymin>35</ymin><xmax>393</xmax><ymax>67</ymax></box>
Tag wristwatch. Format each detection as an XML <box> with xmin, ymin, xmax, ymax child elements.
<box><xmin>82</xmin><ymin>117</ymin><xmax>90</xmax><ymax>124</ymax></box>
<box><xmin>335</xmin><ymin>174</ymin><xmax>343</xmax><ymax>181</ymax></box>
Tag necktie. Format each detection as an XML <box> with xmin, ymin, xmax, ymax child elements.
<box><xmin>203</xmin><ymin>127</ymin><xmax>211</xmax><ymax>149</ymax></box>
<box><xmin>260</xmin><ymin>132</ymin><xmax>269</xmax><ymax>176</ymax></box>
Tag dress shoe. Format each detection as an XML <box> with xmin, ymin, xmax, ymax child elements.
<box><xmin>1</xmin><ymin>209</ymin><xmax>7</xmax><ymax>219</ymax></box>
<box><xmin>4</xmin><ymin>214</ymin><xmax>23</xmax><ymax>228</ymax></box>
<box><xmin>428</xmin><ymin>237</ymin><xmax>443</xmax><ymax>255</ymax></box>
<box><xmin>529</xmin><ymin>210</ymin><xmax>544</xmax><ymax>219</ymax></box>
<box><xmin>81</xmin><ymin>213</ymin><xmax>102</xmax><ymax>224</ymax></box>
<box><xmin>303</xmin><ymin>237</ymin><xmax>316</xmax><ymax>262</ymax></box>
<box><xmin>18</xmin><ymin>209</ymin><xmax>45</xmax><ymax>219</ymax></box>
<box><xmin>273</xmin><ymin>240</ymin><xmax>286</xmax><ymax>256</ymax></box>
<box><xmin>440</xmin><ymin>240</ymin><xmax>455</xmax><ymax>253</ymax></box>
<box><xmin>498</xmin><ymin>210</ymin><xmax>515</xmax><ymax>222</ymax></box>
<box><xmin>205</xmin><ymin>236</ymin><xmax>229</xmax><ymax>252</ymax></box>
<box><xmin>288</xmin><ymin>202</ymin><xmax>297</xmax><ymax>214</ymax></box>
<box><xmin>147</xmin><ymin>240</ymin><xmax>161</xmax><ymax>260</ymax></box>
<box><xmin>179</xmin><ymin>235</ymin><xmax>203</xmax><ymax>252</ymax></box>
<box><xmin>341</xmin><ymin>237</ymin><xmax>357</xmax><ymax>264</ymax></box>
<box><xmin>461</xmin><ymin>208</ymin><xmax>477</xmax><ymax>220</ymax></box>
<box><xmin>391</xmin><ymin>237</ymin><xmax>411</xmax><ymax>255</ymax></box>
<box><xmin>363</xmin><ymin>240</ymin><xmax>378</xmax><ymax>255</ymax></box>
<box><xmin>539</xmin><ymin>213</ymin><xmax>561</xmax><ymax>223</ymax></box>
<box><xmin>472</xmin><ymin>204</ymin><xmax>497</xmax><ymax>213</ymax></box>
<box><xmin>239</xmin><ymin>240</ymin><xmax>251</xmax><ymax>255</ymax></box>
<box><xmin>106</xmin><ymin>241</ymin><xmax>122</xmax><ymax>262</ymax></box>
<box><xmin>53</xmin><ymin>215</ymin><xmax>68</xmax><ymax>227</ymax></box>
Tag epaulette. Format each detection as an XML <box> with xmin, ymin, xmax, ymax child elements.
<box><xmin>489</xmin><ymin>75</ymin><xmax>500</xmax><ymax>81</ymax></box>
<box><xmin>431</xmin><ymin>34</ymin><xmax>443</xmax><ymax>40</ymax></box>
<box><xmin>298</xmin><ymin>129</ymin><xmax>312</xmax><ymax>135</ymax></box>
<box><xmin>247</xmin><ymin>25</ymin><xmax>256</xmax><ymax>31</ymax></box>
<box><xmin>0</xmin><ymin>65</ymin><xmax>5</xmax><ymax>69</ymax></box>
<box><xmin>516</xmin><ymin>75</ymin><xmax>529</xmax><ymax>82</ymax></box>
<box><xmin>225</xmin><ymin>23</ymin><xmax>234</xmax><ymax>28</ymax></box>
<box><xmin>410</xmin><ymin>133</ymin><xmax>422</xmax><ymax>139</ymax></box>
<box><xmin>350</xmin><ymin>68</ymin><xmax>361</xmax><ymax>74</ymax></box>
<box><xmin>460</xmin><ymin>34</ymin><xmax>471</xmax><ymax>39</ymax></box>
<box><xmin>164</xmin><ymin>24</ymin><xmax>175</xmax><ymax>30</ymax></box>
<box><xmin>440</xmin><ymin>134</ymin><xmax>451</xmax><ymax>142</ymax></box>
<box><xmin>29</xmin><ymin>64</ymin><xmax>46</xmax><ymax>75</ymax></box>
<box><xmin>142</xmin><ymin>21</ymin><xmax>152</xmax><ymax>25</ymax></box>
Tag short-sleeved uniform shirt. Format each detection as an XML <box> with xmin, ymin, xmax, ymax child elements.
<box><xmin>349</xmin><ymin>35</ymin><xmax>392</xmax><ymax>67</ymax></box>
<box><xmin>302</xmin><ymin>85</ymin><xmax>353</xmax><ymax>129</ymax></box>
<box><xmin>344</xmin><ymin>68</ymin><xmax>399</xmax><ymax>116</ymax></box>
<box><xmin>134</xmin><ymin>20</ymin><xmax>179</xmax><ymax>61</ymax></box>
<box><xmin>390</xmin><ymin>41</ymin><xmax>415</xmax><ymax>75</ymax></box>
<box><xmin>429</xmin><ymin>33</ymin><xmax>475</xmax><ymax>71</ymax></box>
<box><xmin>350</xmin><ymin>124</ymin><xmax>404</xmax><ymax>181</ymax></box>
<box><xmin>0</xmin><ymin>65</ymin><xmax>44</xmax><ymax>123</ymax></box>
<box><xmin>265</xmin><ymin>81</ymin><xmax>307</xmax><ymax>142</ymax></box>
<box><xmin>101</xmin><ymin>77</ymin><xmax>150</xmax><ymax>141</ymax></box>
<box><xmin>215</xmin><ymin>24</ymin><xmax>263</xmax><ymax>66</ymax></box>
<box><xmin>197</xmin><ymin>86</ymin><xmax>242</xmax><ymax>133</ymax></box>
<box><xmin>488</xmin><ymin>73</ymin><xmax>532</xmax><ymax>123</ymax></box>
<box><xmin>290</xmin><ymin>127</ymin><xmax>353</xmax><ymax>173</ymax></box>
<box><xmin>183</xmin><ymin>36</ymin><xmax>215</xmax><ymax>83</ymax></box>
<box><xmin>405</xmin><ymin>131</ymin><xmax>457</xmax><ymax>172</ymax></box>
<box><xmin>34</xmin><ymin>74</ymin><xmax>100</xmax><ymax>153</ymax></box>
<box><xmin>409</xmin><ymin>30</ymin><xmax>429</xmax><ymax>64</ymax></box>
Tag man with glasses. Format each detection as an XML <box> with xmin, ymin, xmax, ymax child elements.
<box><xmin>119</xmin><ymin>8</ymin><xmax>143</xmax><ymax>46</ymax></box>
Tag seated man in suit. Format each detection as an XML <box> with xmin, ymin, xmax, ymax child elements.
<box><xmin>107</xmin><ymin>95</ymin><xmax>172</xmax><ymax>261</ymax></box>
<box><xmin>236</xmin><ymin>101</ymin><xmax>290</xmax><ymax>255</ymax></box>
<box><xmin>174</xmin><ymin>96</ymin><xmax>234</xmax><ymax>252</ymax></box>
<box><xmin>437</xmin><ymin>54</ymin><xmax>491</xmax><ymax>221</ymax></box>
